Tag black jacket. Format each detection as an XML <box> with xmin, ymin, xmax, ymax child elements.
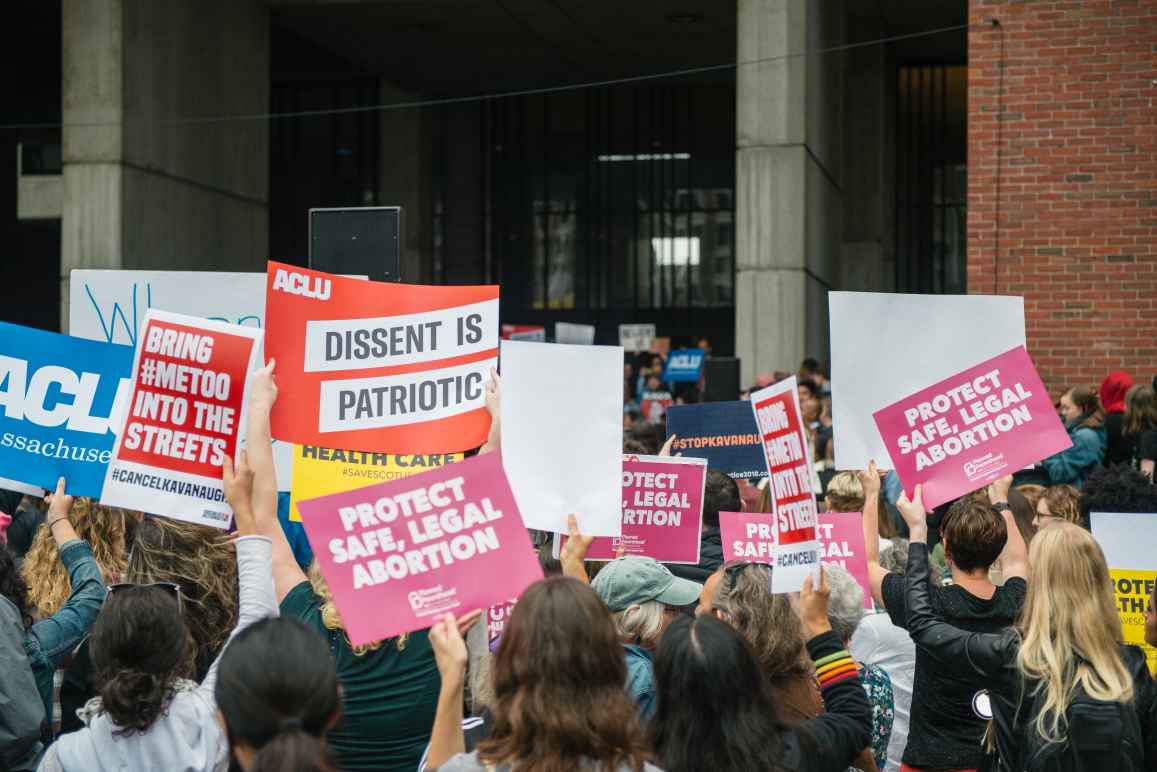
<box><xmin>903</xmin><ymin>541</ymin><xmax>1157</xmax><ymax>771</ymax></box>
<box><xmin>666</xmin><ymin>527</ymin><xmax>723</xmax><ymax>583</ymax></box>
<box><xmin>780</xmin><ymin>630</ymin><xmax>874</xmax><ymax>772</ymax></box>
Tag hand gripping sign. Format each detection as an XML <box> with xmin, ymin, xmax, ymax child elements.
<box><xmin>296</xmin><ymin>451</ymin><xmax>543</xmax><ymax>647</ymax></box>
<box><xmin>750</xmin><ymin>376</ymin><xmax>821</xmax><ymax>593</ymax></box>
<box><xmin>264</xmin><ymin>261</ymin><xmax>499</xmax><ymax>454</ymax></box>
<box><xmin>873</xmin><ymin>346</ymin><xmax>1070</xmax><ymax>509</ymax></box>
<box><xmin>100</xmin><ymin>310</ymin><xmax>261</xmax><ymax>528</ymax></box>
<box><xmin>0</xmin><ymin>321</ymin><xmax>133</xmax><ymax>497</ymax></box>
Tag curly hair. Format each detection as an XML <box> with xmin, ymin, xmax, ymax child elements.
<box><xmin>710</xmin><ymin>562</ymin><xmax>809</xmax><ymax>681</ymax></box>
<box><xmin>23</xmin><ymin>498</ymin><xmax>129</xmax><ymax>618</ymax></box>
<box><xmin>1041</xmin><ymin>485</ymin><xmax>1082</xmax><ymax>526</ymax></box>
<box><xmin>0</xmin><ymin>543</ymin><xmax>33</xmax><ymax>630</ymax></box>
<box><xmin>125</xmin><ymin>517</ymin><xmax>238</xmax><ymax>678</ymax></box>
<box><xmin>1079</xmin><ymin>464</ymin><xmax>1157</xmax><ymax>521</ymax></box>
<box><xmin>307</xmin><ymin>563</ymin><xmax>407</xmax><ymax>656</ymax></box>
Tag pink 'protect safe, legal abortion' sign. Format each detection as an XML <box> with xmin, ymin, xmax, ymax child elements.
<box><xmin>873</xmin><ymin>346</ymin><xmax>1070</xmax><ymax>509</ymax></box>
<box><xmin>296</xmin><ymin>451</ymin><xmax>543</xmax><ymax>646</ymax></box>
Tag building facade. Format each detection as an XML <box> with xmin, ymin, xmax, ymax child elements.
<box><xmin>2</xmin><ymin>0</ymin><xmax>1149</xmax><ymax>390</ymax></box>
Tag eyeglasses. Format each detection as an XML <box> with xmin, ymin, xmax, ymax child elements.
<box><xmin>106</xmin><ymin>581</ymin><xmax>183</xmax><ymax>613</ymax></box>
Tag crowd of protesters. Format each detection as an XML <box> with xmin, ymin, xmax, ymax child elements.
<box><xmin>0</xmin><ymin>349</ymin><xmax>1155</xmax><ymax>772</ymax></box>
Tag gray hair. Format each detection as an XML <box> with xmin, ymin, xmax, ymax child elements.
<box><xmin>612</xmin><ymin>599</ymin><xmax>667</xmax><ymax>647</ymax></box>
<box><xmin>823</xmin><ymin>563</ymin><xmax>866</xmax><ymax>644</ymax></box>
<box><xmin>879</xmin><ymin>537</ymin><xmax>910</xmax><ymax>574</ymax></box>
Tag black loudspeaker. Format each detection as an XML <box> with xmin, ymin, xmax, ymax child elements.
<box><xmin>308</xmin><ymin>206</ymin><xmax>401</xmax><ymax>282</ymax></box>
<box><xmin>702</xmin><ymin>357</ymin><xmax>740</xmax><ymax>402</ymax></box>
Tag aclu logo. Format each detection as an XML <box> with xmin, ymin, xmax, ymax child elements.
<box><xmin>964</xmin><ymin>452</ymin><xmax>1006</xmax><ymax>481</ymax></box>
<box><xmin>271</xmin><ymin>269</ymin><xmax>331</xmax><ymax>300</ymax></box>
<box><xmin>407</xmin><ymin>585</ymin><xmax>458</xmax><ymax>616</ymax></box>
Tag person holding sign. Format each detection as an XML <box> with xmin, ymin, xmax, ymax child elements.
<box><xmin>651</xmin><ymin>568</ymin><xmax>873</xmax><ymax>772</ymax></box>
<box><xmin>0</xmin><ymin>478</ymin><xmax>106</xmax><ymax>764</ymax></box>
<box><xmin>41</xmin><ymin>456</ymin><xmax>276</xmax><ymax>772</ymax></box>
<box><xmin>244</xmin><ymin>362</ymin><xmax>445</xmax><ymax>772</ymax></box>
<box><xmin>425</xmin><ymin>578</ymin><xmax>658</xmax><ymax>772</ymax></box>
<box><xmin>899</xmin><ymin>491</ymin><xmax>1157</xmax><ymax>772</ymax></box>
<box><xmin>699</xmin><ymin>561</ymin><xmax>823</xmax><ymax>725</ymax></box>
<box><xmin>861</xmin><ymin>463</ymin><xmax>1029</xmax><ymax>772</ymax></box>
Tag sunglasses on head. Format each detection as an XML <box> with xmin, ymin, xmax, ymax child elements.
<box><xmin>106</xmin><ymin>581</ymin><xmax>183</xmax><ymax>612</ymax></box>
<box><xmin>724</xmin><ymin>561</ymin><xmax>759</xmax><ymax>592</ymax></box>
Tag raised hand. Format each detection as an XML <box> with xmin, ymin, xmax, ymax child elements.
<box><xmin>223</xmin><ymin>451</ymin><xmax>257</xmax><ymax>536</ymax></box>
<box><xmin>559</xmin><ymin>513</ymin><xmax>595</xmax><ymax>584</ymax></box>
<box><xmin>799</xmin><ymin>566</ymin><xmax>832</xmax><ymax>639</ymax></box>
<box><xmin>896</xmin><ymin>484</ymin><xmax>928</xmax><ymax>541</ymax></box>
<box><xmin>858</xmin><ymin>459</ymin><xmax>883</xmax><ymax>499</ymax></box>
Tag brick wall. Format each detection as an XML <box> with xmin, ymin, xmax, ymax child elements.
<box><xmin>967</xmin><ymin>0</ymin><xmax>1156</xmax><ymax>393</ymax></box>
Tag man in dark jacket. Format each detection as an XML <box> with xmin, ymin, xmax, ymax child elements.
<box><xmin>667</xmin><ymin>470</ymin><xmax>740</xmax><ymax>582</ymax></box>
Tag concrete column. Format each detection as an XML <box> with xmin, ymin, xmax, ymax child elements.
<box><xmin>840</xmin><ymin>14</ymin><xmax>895</xmax><ymax>293</ymax></box>
<box><xmin>379</xmin><ymin>83</ymin><xmax>432</xmax><ymax>284</ymax></box>
<box><xmin>735</xmin><ymin>0</ymin><xmax>845</xmax><ymax>384</ymax></box>
<box><xmin>61</xmin><ymin>0</ymin><xmax>269</xmax><ymax>330</ymax></box>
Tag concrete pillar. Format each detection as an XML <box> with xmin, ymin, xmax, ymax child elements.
<box><xmin>735</xmin><ymin>0</ymin><xmax>845</xmax><ymax>384</ymax></box>
<box><xmin>61</xmin><ymin>0</ymin><xmax>269</xmax><ymax>330</ymax></box>
<box><xmin>379</xmin><ymin>83</ymin><xmax>432</xmax><ymax>284</ymax></box>
<box><xmin>841</xmin><ymin>14</ymin><xmax>895</xmax><ymax>293</ymax></box>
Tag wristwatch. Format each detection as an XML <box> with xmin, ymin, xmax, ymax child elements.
<box><xmin>991</xmin><ymin>501</ymin><xmax>1010</xmax><ymax>512</ymax></box>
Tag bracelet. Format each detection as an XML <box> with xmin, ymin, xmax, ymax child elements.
<box><xmin>47</xmin><ymin>516</ymin><xmax>70</xmax><ymax>530</ymax></box>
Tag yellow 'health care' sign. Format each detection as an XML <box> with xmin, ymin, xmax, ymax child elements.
<box><xmin>1110</xmin><ymin>568</ymin><xmax>1156</xmax><ymax>675</ymax></box>
<box><xmin>290</xmin><ymin>445</ymin><xmax>463</xmax><ymax>522</ymax></box>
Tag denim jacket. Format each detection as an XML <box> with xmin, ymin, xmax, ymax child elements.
<box><xmin>1041</xmin><ymin>422</ymin><xmax>1106</xmax><ymax>488</ymax></box>
<box><xmin>623</xmin><ymin>643</ymin><xmax>656</xmax><ymax>720</ymax></box>
<box><xmin>24</xmin><ymin>539</ymin><xmax>107</xmax><ymax>722</ymax></box>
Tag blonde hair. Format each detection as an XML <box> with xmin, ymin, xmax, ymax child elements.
<box><xmin>824</xmin><ymin>472</ymin><xmax>865</xmax><ymax>513</ymax></box>
<box><xmin>610</xmin><ymin>600</ymin><xmax>667</xmax><ymax>648</ymax></box>
<box><xmin>307</xmin><ymin>562</ymin><xmax>407</xmax><ymax>655</ymax></box>
<box><xmin>1016</xmin><ymin>523</ymin><xmax>1132</xmax><ymax>743</ymax></box>
<box><xmin>23</xmin><ymin>498</ymin><xmax>128</xmax><ymax>618</ymax></box>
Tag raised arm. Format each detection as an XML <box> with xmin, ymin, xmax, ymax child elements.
<box><xmin>200</xmin><ymin>452</ymin><xmax>277</xmax><ymax>698</ymax></box>
<box><xmin>424</xmin><ymin>610</ymin><xmax>483</xmax><ymax>770</ymax></box>
<box><xmin>247</xmin><ymin>360</ymin><xmax>308</xmax><ymax>602</ymax></box>
<box><xmin>28</xmin><ymin>479</ymin><xmax>108</xmax><ymax>667</ymax></box>
<box><xmin>987</xmin><ymin>476</ymin><xmax>1026</xmax><ymax>581</ymax></box>
<box><xmin>901</xmin><ymin>487</ymin><xmax>1013</xmax><ymax>681</ymax></box>
<box><xmin>859</xmin><ymin>461</ymin><xmax>889</xmax><ymax>608</ymax></box>
<box><xmin>798</xmin><ymin>567</ymin><xmax>873</xmax><ymax>770</ymax></box>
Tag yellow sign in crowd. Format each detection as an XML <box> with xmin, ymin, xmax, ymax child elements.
<box><xmin>290</xmin><ymin>445</ymin><xmax>463</xmax><ymax>521</ymax></box>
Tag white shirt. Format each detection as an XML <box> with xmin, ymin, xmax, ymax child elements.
<box><xmin>850</xmin><ymin>611</ymin><xmax>916</xmax><ymax>772</ymax></box>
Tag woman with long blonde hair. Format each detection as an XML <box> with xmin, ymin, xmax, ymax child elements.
<box><xmin>22</xmin><ymin>498</ymin><xmax>129</xmax><ymax>619</ymax></box>
<box><xmin>896</xmin><ymin>486</ymin><xmax>1157</xmax><ymax>770</ymax></box>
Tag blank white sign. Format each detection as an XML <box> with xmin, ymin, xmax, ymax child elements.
<box><xmin>830</xmin><ymin>291</ymin><xmax>1026</xmax><ymax>470</ymax></box>
<box><xmin>500</xmin><ymin>340</ymin><xmax>623</xmax><ymax>536</ymax></box>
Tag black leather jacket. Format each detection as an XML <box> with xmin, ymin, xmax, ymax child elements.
<box><xmin>902</xmin><ymin>541</ymin><xmax>1157</xmax><ymax>771</ymax></box>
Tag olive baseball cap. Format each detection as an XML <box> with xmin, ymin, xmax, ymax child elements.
<box><xmin>591</xmin><ymin>556</ymin><xmax>702</xmax><ymax>612</ymax></box>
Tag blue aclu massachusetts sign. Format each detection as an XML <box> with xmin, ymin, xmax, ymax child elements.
<box><xmin>0</xmin><ymin>322</ymin><xmax>133</xmax><ymax>497</ymax></box>
<box><xmin>662</xmin><ymin>349</ymin><xmax>706</xmax><ymax>383</ymax></box>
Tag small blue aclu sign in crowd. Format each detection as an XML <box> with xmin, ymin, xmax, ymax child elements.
<box><xmin>662</xmin><ymin>348</ymin><xmax>706</xmax><ymax>383</ymax></box>
<box><xmin>0</xmin><ymin>321</ymin><xmax>134</xmax><ymax>497</ymax></box>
